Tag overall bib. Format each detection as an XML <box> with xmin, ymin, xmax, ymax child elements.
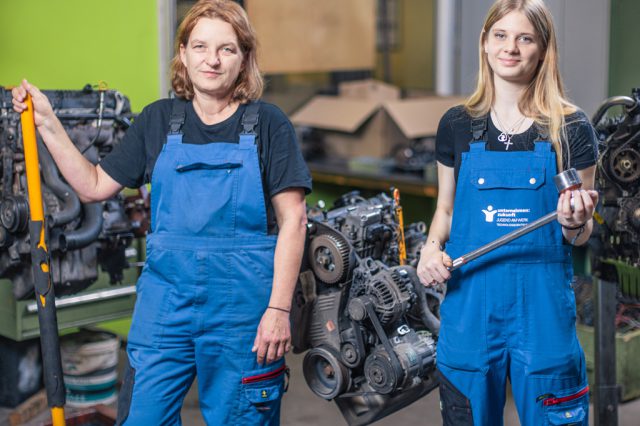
<box><xmin>437</xmin><ymin>119</ymin><xmax>589</xmax><ymax>426</ymax></box>
<box><xmin>117</xmin><ymin>101</ymin><xmax>286</xmax><ymax>426</ymax></box>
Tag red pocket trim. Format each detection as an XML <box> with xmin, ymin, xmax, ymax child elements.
<box><xmin>543</xmin><ymin>386</ymin><xmax>589</xmax><ymax>406</ymax></box>
<box><xmin>241</xmin><ymin>365</ymin><xmax>287</xmax><ymax>385</ymax></box>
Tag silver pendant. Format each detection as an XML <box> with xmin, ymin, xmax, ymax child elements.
<box><xmin>498</xmin><ymin>132</ymin><xmax>508</xmax><ymax>142</ymax></box>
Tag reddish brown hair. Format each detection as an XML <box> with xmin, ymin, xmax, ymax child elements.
<box><xmin>170</xmin><ymin>0</ymin><xmax>263</xmax><ymax>102</ymax></box>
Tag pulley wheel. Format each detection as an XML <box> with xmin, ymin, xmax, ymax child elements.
<box><xmin>608</xmin><ymin>147</ymin><xmax>640</xmax><ymax>184</ymax></box>
<box><xmin>303</xmin><ymin>346</ymin><xmax>350</xmax><ymax>400</ymax></box>
<box><xmin>308</xmin><ymin>233</ymin><xmax>350</xmax><ymax>284</ymax></box>
<box><xmin>364</xmin><ymin>351</ymin><xmax>399</xmax><ymax>395</ymax></box>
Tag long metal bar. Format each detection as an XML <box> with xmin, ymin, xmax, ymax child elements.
<box><xmin>21</xmin><ymin>94</ymin><xmax>66</xmax><ymax>426</ymax></box>
<box><xmin>26</xmin><ymin>285</ymin><xmax>137</xmax><ymax>313</ymax></box>
<box><xmin>451</xmin><ymin>211</ymin><xmax>557</xmax><ymax>270</ymax></box>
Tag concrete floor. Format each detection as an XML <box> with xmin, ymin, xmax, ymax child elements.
<box><xmin>3</xmin><ymin>349</ymin><xmax>640</xmax><ymax>425</ymax></box>
<box><xmin>178</xmin><ymin>351</ymin><xmax>640</xmax><ymax>426</ymax></box>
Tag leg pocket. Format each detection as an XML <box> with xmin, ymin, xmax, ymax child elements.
<box><xmin>437</xmin><ymin>369</ymin><xmax>474</xmax><ymax>426</ymax></box>
<box><xmin>542</xmin><ymin>385</ymin><xmax>589</xmax><ymax>425</ymax></box>
<box><xmin>235</xmin><ymin>363</ymin><xmax>289</xmax><ymax>425</ymax></box>
<box><xmin>115</xmin><ymin>364</ymin><xmax>135</xmax><ymax>426</ymax></box>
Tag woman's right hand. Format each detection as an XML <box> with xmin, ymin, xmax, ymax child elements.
<box><xmin>12</xmin><ymin>79</ymin><xmax>57</xmax><ymax>131</ymax></box>
<box><xmin>417</xmin><ymin>243</ymin><xmax>453</xmax><ymax>287</ymax></box>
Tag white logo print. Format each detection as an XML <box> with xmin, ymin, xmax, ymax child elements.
<box><xmin>482</xmin><ymin>205</ymin><xmax>497</xmax><ymax>222</ymax></box>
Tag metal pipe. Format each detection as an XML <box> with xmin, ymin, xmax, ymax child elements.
<box><xmin>591</xmin><ymin>95</ymin><xmax>637</xmax><ymax>127</ymax></box>
<box><xmin>435</xmin><ymin>0</ymin><xmax>457</xmax><ymax>96</ymax></box>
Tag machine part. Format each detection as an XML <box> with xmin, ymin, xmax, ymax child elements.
<box><xmin>0</xmin><ymin>195</ymin><xmax>29</xmax><ymax>233</ymax></box>
<box><xmin>292</xmin><ymin>190</ymin><xmax>442</xmax><ymax>424</ymax></box>
<box><xmin>608</xmin><ymin>146</ymin><xmax>640</xmax><ymax>184</ymax></box>
<box><xmin>364</xmin><ymin>349</ymin><xmax>401</xmax><ymax>394</ymax></box>
<box><xmin>340</xmin><ymin>342</ymin><xmax>362</xmax><ymax>368</ymax></box>
<box><xmin>552</xmin><ymin>167</ymin><xmax>581</xmax><ymax>192</ymax></box>
<box><xmin>590</xmin><ymin>88</ymin><xmax>640</xmax><ymax>277</ymax></box>
<box><xmin>308</xmin><ymin>233</ymin><xmax>351</xmax><ymax>284</ymax></box>
<box><xmin>392</xmin><ymin>188</ymin><xmax>407</xmax><ymax>265</ymax></box>
<box><xmin>303</xmin><ymin>346</ymin><xmax>350</xmax><ymax>400</ymax></box>
<box><xmin>589</xmin><ymin>89</ymin><xmax>640</xmax><ymax>425</ymax></box>
<box><xmin>0</xmin><ymin>86</ymin><xmax>135</xmax><ymax>299</ymax></box>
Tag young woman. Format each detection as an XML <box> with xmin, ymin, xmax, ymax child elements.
<box><xmin>12</xmin><ymin>1</ymin><xmax>311</xmax><ymax>424</ymax></box>
<box><xmin>417</xmin><ymin>0</ymin><xmax>598</xmax><ymax>424</ymax></box>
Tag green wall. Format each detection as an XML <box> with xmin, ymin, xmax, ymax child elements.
<box><xmin>0</xmin><ymin>0</ymin><xmax>160</xmax><ymax>112</ymax></box>
<box><xmin>609</xmin><ymin>0</ymin><xmax>640</xmax><ymax>97</ymax></box>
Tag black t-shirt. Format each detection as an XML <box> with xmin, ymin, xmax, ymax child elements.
<box><xmin>436</xmin><ymin>105</ymin><xmax>598</xmax><ymax>181</ymax></box>
<box><xmin>100</xmin><ymin>99</ymin><xmax>312</xmax><ymax>234</ymax></box>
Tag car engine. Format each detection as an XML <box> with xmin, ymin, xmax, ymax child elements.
<box><xmin>0</xmin><ymin>85</ymin><xmax>137</xmax><ymax>300</ymax></box>
<box><xmin>292</xmin><ymin>191</ymin><xmax>441</xmax><ymax>425</ymax></box>
<box><xmin>590</xmin><ymin>88</ymin><xmax>640</xmax><ymax>298</ymax></box>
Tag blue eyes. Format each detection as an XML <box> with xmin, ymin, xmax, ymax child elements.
<box><xmin>493</xmin><ymin>32</ymin><xmax>534</xmax><ymax>44</ymax></box>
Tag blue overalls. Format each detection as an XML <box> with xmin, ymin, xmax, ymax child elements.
<box><xmin>116</xmin><ymin>100</ymin><xmax>287</xmax><ymax>426</ymax></box>
<box><xmin>437</xmin><ymin>118</ymin><xmax>589</xmax><ymax>425</ymax></box>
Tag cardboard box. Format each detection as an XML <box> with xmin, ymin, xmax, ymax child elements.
<box><xmin>291</xmin><ymin>79</ymin><xmax>464</xmax><ymax>159</ymax></box>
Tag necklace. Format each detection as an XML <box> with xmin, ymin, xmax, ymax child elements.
<box><xmin>492</xmin><ymin>108</ymin><xmax>526</xmax><ymax>150</ymax></box>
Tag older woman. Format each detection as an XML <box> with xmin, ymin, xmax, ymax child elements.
<box><xmin>12</xmin><ymin>1</ymin><xmax>311</xmax><ymax>424</ymax></box>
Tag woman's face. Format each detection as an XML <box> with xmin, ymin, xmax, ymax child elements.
<box><xmin>483</xmin><ymin>10</ymin><xmax>543</xmax><ymax>86</ymax></box>
<box><xmin>180</xmin><ymin>17</ymin><xmax>244</xmax><ymax>100</ymax></box>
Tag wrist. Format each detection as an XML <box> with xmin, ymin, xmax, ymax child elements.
<box><xmin>267</xmin><ymin>305</ymin><xmax>290</xmax><ymax>314</ymax></box>
<box><xmin>423</xmin><ymin>239</ymin><xmax>444</xmax><ymax>252</ymax></box>
<box><xmin>561</xmin><ymin>223</ymin><xmax>584</xmax><ymax>230</ymax></box>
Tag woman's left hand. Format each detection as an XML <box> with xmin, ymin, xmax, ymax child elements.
<box><xmin>252</xmin><ymin>308</ymin><xmax>292</xmax><ymax>365</ymax></box>
<box><xmin>557</xmin><ymin>189</ymin><xmax>599</xmax><ymax>228</ymax></box>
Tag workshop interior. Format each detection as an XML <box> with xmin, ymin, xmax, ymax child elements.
<box><xmin>0</xmin><ymin>0</ymin><xmax>638</xmax><ymax>425</ymax></box>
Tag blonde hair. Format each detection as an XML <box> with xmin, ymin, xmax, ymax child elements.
<box><xmin>170</xmin><ymin>0</ymin><xmax>263</xmax><ymax>102</ymax></box>
<box><xmin>465</xmin><ymin>0</ymin><xmax>576</xmax><ymax>170</ymax></box>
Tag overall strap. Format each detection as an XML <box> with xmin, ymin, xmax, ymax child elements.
<box><xmin>239</xmin><ymin>101</ymin><xmax>260</xmax><ymax>146</ymax></box>
<box><xmin>167</xmin><ymin>97</ymin><xmax>187</xmax><ymax>145</ymax></box>
<box><xmin>471</xmin><ymin>115</ymin><xmax>488</xmax><ymax>141</ymax></box>
<box><xmin>469</xmin><ymin>114</ymin><xmax>488</xmax><ymax>151</ymax></box>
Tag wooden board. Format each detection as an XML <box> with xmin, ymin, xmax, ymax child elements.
<box><xmin>246</xmin><ymin>0</ymin><xmax>376</xmax><ymax>73</ymax></box>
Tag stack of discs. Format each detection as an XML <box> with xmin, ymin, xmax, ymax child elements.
<box><xmin>60</xmin><ymin>329</ymin><xmax>120</xmax><ymax>407</ymax></box>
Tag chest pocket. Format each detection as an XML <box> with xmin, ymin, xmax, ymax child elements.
<box><xmin>470</xmin><ymin>167</ymin><xmax>545</xmax><ymax>190</ymax></box>
<box><xmin>168</xmin><ymin>155</ymin><xmax>244</xmax><ymax>236</ymax></box>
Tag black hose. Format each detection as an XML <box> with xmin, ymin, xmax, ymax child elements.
<box><xmin>60</xmin><ymin>202</ymin><xmax>103</xmax><ymax>250</ymax></box>
<box><xmin>37</xmin><ymin>138</ymin><xmax>81</xmax><ymax>226</ymax></box>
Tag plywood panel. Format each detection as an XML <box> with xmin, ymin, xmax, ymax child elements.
<box><xmin>246</xmin><ymin>0</ymin><xmax>376</xmax><ymax>73</ymax></box>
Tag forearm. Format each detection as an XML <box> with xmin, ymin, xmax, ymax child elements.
<box><xmin>424</xmin><ymin>207</ymin><xmax>453</xmax><ymax>252</ymax></box>
<box><xmin>268</xmin><ymin>216</ymin><xmax>307</xmax><ymax>310</ymax></box>
<box><xmin>38</xmin><ymin>119</ymin><xmax>101</xmax><ymax>202</ymax></box>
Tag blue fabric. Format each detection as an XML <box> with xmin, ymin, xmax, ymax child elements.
<box><xmin>437</xmin><ymin>141</ymin><xmax>588</xmax><ymax>425</ymax></box>
<box><xmin>123</xmin><ymin>129</ymin><xmax>283</xmax><ymax>425</ymax></box>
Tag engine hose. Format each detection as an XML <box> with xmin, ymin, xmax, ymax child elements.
<box><xmin>37</xmin><ymin>138</ymin><xmax>81</xmax><ymax>226</ymax></box>
<box><xmin>591</xmin><ymin>95</ymin><xmax>638</xmax><ymax>127</ymax></box>
<box><xmin>59</xmin><ymin>202</ymin><xmax>103</xmax><ymax>250</ymax></box>
<box><xmin>404</xmin><ymin>266</ymin><xmax>441</xmax><ymax>335</ymax></box>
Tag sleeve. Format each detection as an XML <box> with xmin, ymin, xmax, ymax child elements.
<box><xmin>264</xmin><ymin>117</ymin><xmax>312</xmax><ymax>198</ymax></box>
<box><xmin>435</xmin><ymin>108</ymin><xmax>457</xmax><ymax>167</ymax></box>
<box><xmin>99</xmin><ymin>107</ymin><xmax>149</xmax><ymax>188</ymax></box>
<box><xmin>566</xmin><ymin>113</ymin><xmax>598</xmax><ymax>171</ymax></box>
